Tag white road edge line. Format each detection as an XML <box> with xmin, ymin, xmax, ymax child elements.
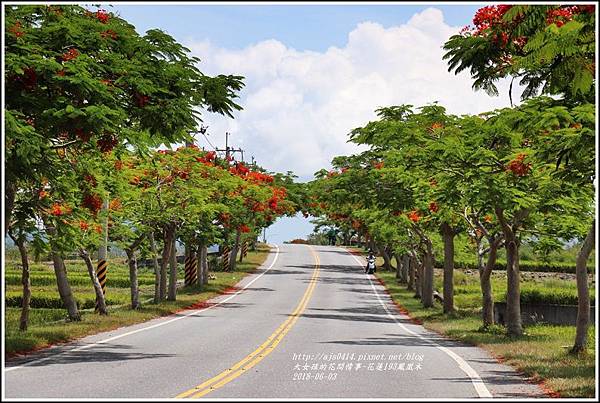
<box><xmin>5</xmin><ymin>245</ymin><xmax>281</xmax><ymax>372</ymax></box>
<box><xmin>345</xmin><ymin>248</ymin><xmax>493</xmax><ymax>399</ymax></box>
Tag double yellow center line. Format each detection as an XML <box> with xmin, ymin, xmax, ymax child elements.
<box><xmin>176</xmin><ymin>246</ymin><xmax>321</xmax><ymax>398</ymax></box>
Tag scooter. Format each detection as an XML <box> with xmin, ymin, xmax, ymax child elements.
<box><xmin>365</xmin><ymin>256</ymin><xmax>376</xmax><ymax>274</ymax></box>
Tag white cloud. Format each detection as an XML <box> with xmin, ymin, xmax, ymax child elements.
<box><xmin>188</xmin><ymin>7</ymin><xmax>517</xmax><ymax>180</ymax></box>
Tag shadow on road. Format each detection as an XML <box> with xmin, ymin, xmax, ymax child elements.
<box><xmin>7</xmin><ymin>344</ymin><xmax>176</xmax><ymax>368</ymax></box>
<box><xmin>430</xmin><ymin>369</ymin><xmax>546</xmax><ymax>398</ymax></box>
<box><xmin>244</xmin><ymin>287</ymin><xmax>275</xmax><ymax>292</ymax></box>
<box><xmin>265</xmin><ymin>269</ymin><xmax>306</xmax><ymax>276</ymax></box>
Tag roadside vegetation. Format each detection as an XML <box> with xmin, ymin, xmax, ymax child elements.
<box><xmin>5</xmin><ymin>244</ymin><xmax>271</xmax><ymax>356</ymax></box>
<box><xmin>301</xmin><ymin>5</ymin><xmax>596</xmax><ymax>398</ymax></box>
<box><xmin>370</xmin><ymin>259</ymin><xmax>596</xmax><ymax>398</ymax></box>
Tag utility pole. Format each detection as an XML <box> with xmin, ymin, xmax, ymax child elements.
<box><xmin>216</xmin><ymin>132</ymin><xmax>244</xmax><ymax>161</ymax></box>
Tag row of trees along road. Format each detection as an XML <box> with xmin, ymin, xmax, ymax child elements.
<box><xmin>5</xmin><ymin>5</ymin><xmax>300</xmax><ymax>330</ymax></box>
<box><xmin>303</xmin><ymin>4</ymin><xmax>595</xmax><ymax>353</ymax></box>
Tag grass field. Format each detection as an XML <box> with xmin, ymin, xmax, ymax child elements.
<box><xmin>4</xmin><ymin>244</ymin><xmax>271</xmax><ymax>356</ymax></box>
<box><xmin>364</xmin><ymin>253</ymin><xmax>596</xmax><ymax>398</ymax></box>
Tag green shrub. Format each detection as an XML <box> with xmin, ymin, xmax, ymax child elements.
<box><xmin>5</xmin><ymin>294</ymin><xmax>121</xmax><ymax>309</ymax></box>
<box><xmin>444</xmin><ymin>259</ymin><xmax>593</xmax><ymax>274</ymax></box>
<box><xmin>497</xmin><ymin>289</ymin><xmax>596</xmax><ymax>306</ymax></box>
<box><xmin>4</xmin><ymin>273</ymin><xmax>154</xmax><ymax>287</ymax></box>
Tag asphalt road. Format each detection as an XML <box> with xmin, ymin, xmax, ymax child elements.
<box><xmin>4</xmin><ymin>244</ymin><xmax>545</xmax><ymax>399</ymax></box>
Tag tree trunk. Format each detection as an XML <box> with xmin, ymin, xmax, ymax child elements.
<box><xmin>196</xmin><ymin>242</ymin><xmax>205</xmax><ymax>286</ymax></box>
<box><xmin>394</xmin><ymin>253</ymin><xmax>404</xmax><ymax>283</ymax></box>
<box><xmin>11</xmin><ymin>235</ymin><xmax>31</xmax><ymax>331</ymax></box>
<box><xmin>160</xmin><ymin>227</ymin><xmax>173</xmax><ymax>300</ymax></box>
<box><xmin>80</xmin><ymin>248</ymin><xmax>108</xmax><ymax>315</ymax></box>
<box><xmin>414</xmin><ymin>254</ymin><xmax>423</xmax><ymax>298</ymax></box>
<box><xmin>480</xmin><ymin>238</ymin><xmax>501</xmax><ymax>328</ymax></box>
<box><xmin>125</xmin><ymin>235</ymin><xmax>145</xmax><ymax>309</ymax></box>
<box><xmin>125</xmin><ymin>248</ymin><xmax>140</xmax><ymax>309</ymax></box>
<box><xmin>572</xmin><ymin>221</ymin><xmax>595</xmax><ymax>353</ymax></box>
<box><xmin>441</xmin><ymin>223</ymin><xmax>455</xmax><ymax>314</ymax></box>
<box><xmin>45</xmin><ymin>223</ymin><xmax>80</xmax><ymax>321</ymax></box>
<box><xmin>149</xmin><ymin>232</ymin><xmax>161</xmax><ymax>304</ymax></box>
<box><xmin>496</xmin><ymin>206</ymin><xmax>522</xmax><ymax>337</ymax></box>
<box><xmin>380</xmin><ymin>245</ymin><xmax>392</xmax><ymax>271</ymax></box>
<box><xmin>5</xmin><ymin>179</ymin><xmax>17</xmax><ymax>236</ymax></box>
<box><xmin>401</xmin><ymin>254</ymin><xmax>410</xmax><ymax>285</ymax></box>
<box><xmin>201</xmin><ymin>244</ymin><xmax>209</xmax><ymax>285</ymax></box>
<box><xmin>407</xmin><ymin>253</ymin><xmax>416</xmax><ymax>291</ymax></box>
<box><xmin>421</xmin><ymin>240</ymin><xmax>434</xmax><ymax>308</ymax></box>
<box><xmin>168</xmin><ymin>234</ymin><xmax>178</xmax><ymax>301</ymax></box>
<box><xmin>229</xmin><ymin>230</ymin><xmax>242</xmax><ymax>272</ymax></box>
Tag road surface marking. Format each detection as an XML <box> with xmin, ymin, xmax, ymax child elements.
<box><xmin>177</xmin><ymin>245</ymin><xmax>321</xmax><ymax>398</ymax></box>
<box><xmin>5</xmin><ymin>245</ymin><xmax>281</xmax><ymax>373</ymax></box>
<box><xmin>345</xmin><ymin>249</ymin><xmax>493</xmax><ymax>398</ymax></box>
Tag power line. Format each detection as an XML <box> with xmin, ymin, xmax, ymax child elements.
<box><xmin>201</xmin><ymin>132</ymin><xmax>218</xmax><ymax>152</ymax></box>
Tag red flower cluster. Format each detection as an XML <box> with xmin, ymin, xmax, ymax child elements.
<box><xmin>100</xmin><ymin>29</ymin><xmax>118</xmax><ymax>39</ymax></box>
<box><xmin>230</xmin><ymin>162</ymin><xmax>250</xmax><ymax>177</ymax></box>
<box><xmin>83</xmin><ymin>193</ymin><xmax>103</xmax><ymax>213</ymax></box>
<box><xmin>175</xmin><ymin>169</ymin><xmax>190</xmax><ymax>180</ymax></box>
<box><xmin>484</xmin><ymin>215</ymin><xmax>493</xmax><ymax>223</ymax></box>
<box><xmin>195</xmin><ymin>151</ymin><xmax>216</xmax><ymax>165</ymax></box>
<box><xmin>373</xmin><ymin>161</ymin><xmax>384</xmax><ymax>170</ymax></box>
<box><xmin>268</xmin><ymin>187</ymin><xmax>287</xmax><ymax>211</ymax></box>
<box><xmin>109</xmin><ymin>198</ymin><xmax>122</xmax><ymax>210</ymax></box>
<box><xmin>39</xmin><ymin>190</ymin><xmax>49</xmax><ymax>199</ymax></box>
<box><xmin>246</xmin><ymin>171</ymin><xmax>274</xmax><ymax>183</ymax></box>
<box><xmin>83</xmin><ymin>174</ymin><xmax>97</xmax><ymax>187</ymax></box>
<box><xmin>544</xmin><ymin>6</ymin><xmax>591</xmax><ymax>27</ymax></box>
<box><xmin>407</xmin><ymin>210</ymin><xmax>421</xmax><ymax>223</ymax></box>
<box><xmin>96</xmin><ymin>10</ymin><xmax>110</xmax><ymax>24</ymax></box>
<box><xmin>62</xmin><ymin>48</ymin><xmax>79</xmax><ymax>62</ymax></box>
<box><xmin>429</xmin><ymin>122</ymin><xmax>444</xmax><ymax>131</ymax></box>
<box><xmin>97</xmin><ymin>133</ymin><xmax>118</xmax><ymax>152</ymax></box>
<box><xmin>20</xmin><ymin>68</ymin><xmax>37</xmax><ymax>90</ymax></box>
<box><xmin>239</xmin><ymin>224</ymin><xmax>251</xmax><ymax>233</ymax></box>
<box><xmin>326</xmin><ymin>170</ymin><xmax>338</xmax><ymax>178</ymax></box>
<box><xmin>329</xmin><ymin>213</ymin><xmax>349</xmax><ymax>222</ymax></box>
<box><xmin>56</xmin><ymin>69</ymin><xmax>66</xmax><ymax>77</ymax></box>
<box><xmin>9</xmin><ymin>21</ymin><xmax>24</xmax><ymax>38</ymax></box>
<box><xmin>50</xmin><ymin>204</ymin><xmax>63</xmax><ymax>216</ymax></box>
<box><xmin>471</xmin><ymin>5</ymin><xmax>513</xmax><ymax>35</ymax></box>
<box><xmin>506</xmin><ymin>153</ymin><xmax>532</xmax><ymax>177</ymax></box>
<box><xmin>79</xmin><ymin>220</ymin><xmax>89</xmax><ymax>231</ymax></box>
<box><xmin>428</xmin><ymin>201</ymin><xmax>439</xmax><ymax>213</ymax></box>
<box><xmin>135</xmin><ymin>93</ymin><xmax>149</xmax><ymax>107</ymax></box>
<box><xmin>219</xmin><ymin>212</ymin><xmax>231</xmax><ymax>225</ymax></box>
<box><xmin>114</xmin><ymin>160</ymin><xmax>123</xmax><ymax>170</ymax></box>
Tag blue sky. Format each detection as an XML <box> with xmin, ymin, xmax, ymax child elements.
<box><xmin>107</xmin><ymin>3</ymin><xmax>495</xmax><ymax>245</ymax></box>
<box><xmin>111</xmin><ymin>3</ymin><xmax>483</xmax><ymax>52</ymax></box>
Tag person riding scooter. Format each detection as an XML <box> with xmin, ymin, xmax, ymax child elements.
<box><xmin>365</xmin><ymin>250</ymin><xmax>376</xmax><ymax>274</ymax></box>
